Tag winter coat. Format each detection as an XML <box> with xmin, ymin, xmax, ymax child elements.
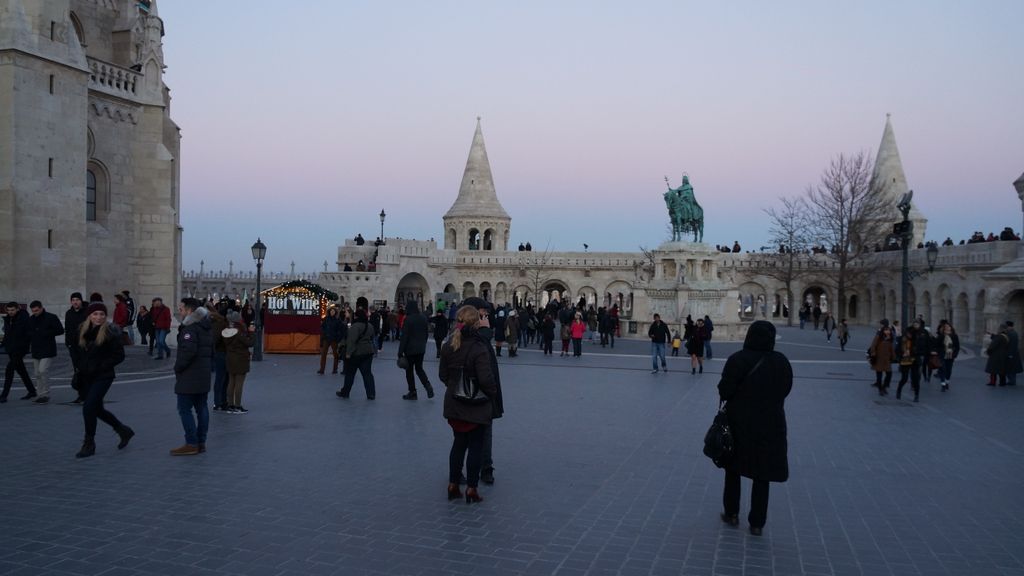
<box><xmin>492</xmin><ymin>314</ymin><xmax>507</xmax><ymax>343</ymax></box>
<box><xmin>29</xmin><ymin>310</ymin><xmax>64</xmax><ymax>359</ymax></box>
<box><xmin>209</xmin><ymin>309</ymin><xmax>228</xmax><ymax>354</ymax></box>
<box><xmin>151</xmin><ymin>305</ymin><xmax>172</xmax><ymax>330</ymax></box>
<box><xmin>570</xmin><ymin>320</ymin><xmax>586</xmax><ymax>339</ymax></box>
<box><xmin>78</xmin><ymin>323</ymin><xmax>125</xmax><ymax>385</ymax></box>
<box><xmin>648</xmin><ymin>321</ymin><xmax>671</xmax><ymax>344</ymax></box>
<box><xmin>934</xmin><ymin>332</ymin><xmax>960</xmax><ymax>360</ymax></box>
<box><xmin>474</xmin><ymin>325</ymin><xmax>504</xmax><ymax>419</ymax></box>
<box><xmin>346</xmin><ymin>320</ymin><xmax>376</xmax><ymax>358</ymax></box>
<box><xmin>321</xmin><ymin>314</ymin><xmax>344</xmax><ymax>343</ymax></box>
<box><xmin>432</xmin><ymin>314</ymin><xmax>449</xmax><ymax>341</ymax></box>
<box><xmin>541</xmin><ymin>318</ymin><xmax>555</xmax><ymax>340</ymax></box>
<box><xmin>174</xmin><ymin>307</ymin><xmax>213</xmax><ymax>394</ymax></box>
<box><xmin>868</xmin><ymin>333</ymin><xmax>896</xmax><ymax>371</ymax></box>
<box><xmin>986</xmin><ymin>332</ymin><xmax>1010</xmax><ymax>375</ymax></box>
<box><xmin>136</xmin><ymin>311</ymin><xmax>153</xmax><ymax>337</ymax></box>
<box><xmin>64</xmin><ymin>306</ymin><xmax>89</xmax><ymax>348</ymax></box>
<box><xmin>439</xmin><ymin>328</ymin><xmax>499</xmax><ymax>425</ymax></box>
<box><xmin>1</xmin><ymin>309</ymin><xmax>31</xmax><ymax>355</ymax></box>
<box><xmin>398</xmin><ymin>301</ymin><xmax>428</xmax><ymax>357</ymax></box>
<box><xmin>505</xmin><ymin>315</ymin><xmax>520</xmax><ymax>341</ymax></box>
<box><xmin>223</xmin><ymin>325</ymin><xmax>253</xmax><ymax>374</ymax></box>
<box><xmin>1007</xmin><ymin>328</ymin><xmax>1023</xmax><ymax>375</ymax></box>
<box><xmin>560</xmin><ymin>323</ymin><xmax>571</xmax><ymax>340</ymax></box>
<box><xmin>686</xmin><ymin>326</ymin><xmax>707</xmax><ymax>356</ymax></box>
<box><xmin>717</xmin><ymin>320</ymin><xmax>792</xmax><ymax>483</ymax></box>
<box><xmin>113</xmin><ymin>301</ymin><xmax>130</xmax><ymax>328</ymax></box>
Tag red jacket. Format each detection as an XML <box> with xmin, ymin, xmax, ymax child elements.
<box><xmin>113</xmin><ymin>301</ymin><xmax>129</xmax><ymax>327</ymax></box>
<box><xmin>570</xmin><ymin>320</ymin><xmax>586</xmax><ymax>339</ymax></box>
<box><xmin>152</xmin><ymin>305</ymin><xmax>172</xmax><ymax>330</ymax></box>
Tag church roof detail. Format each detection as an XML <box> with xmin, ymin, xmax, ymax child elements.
<box><xmin>872</xmin><ymin>114</ymin><xmax>924</xmax><ymax>221</ymax></box>
<box><xmin>443</xmin><ymin>118</ymin><xmax>510</xmax><ymax>221</ymax></box>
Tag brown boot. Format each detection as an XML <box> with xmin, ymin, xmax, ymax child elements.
<box><xmin>169</xmin><ymin>444</ymin><xmax>200</xmax><ymax>456</ymax></box>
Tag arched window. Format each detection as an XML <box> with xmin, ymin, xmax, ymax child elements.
<box><xmin>468</xmin><ymin>228</ymin><xmax>480</xmax><ymax>250</ymax></box>
<box><xmin>483</xmin><ymin>229</ymin><xmax>494</xmax><ymax>251</ymax></box>
<box><xmin>86</xmin><ymin>170</ymin><xmax>97</xmax><ymax>221</ymax></box>
<box><xmin>69</xmin><ymin>12</ymin><xmax>85</xmax><ymax>46</ymax></box>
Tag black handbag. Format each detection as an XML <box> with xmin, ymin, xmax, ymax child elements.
<box><xmin>397</xmin><ymin>356</ymin><xmax>409</xmax><ymax>370</ymax></box>
<box><xmin>703</xmin><ymin>357</ymin><xmax>764</xmax><ymax>468</ymax></box>
<box><xmin>452</xmin><ymin>343</ymin><xmax>489</xmax><ymax>405</ymax></box>
<box><xmin>703</xmin><ymin>401</ymin><xmax>734</xmax><ymax>468</ymax></box>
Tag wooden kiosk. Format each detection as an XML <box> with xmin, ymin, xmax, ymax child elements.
<box><xmin>261</xmin><ymin>280</ymin><xmax>338</xmax><ymax>354</ymax></box>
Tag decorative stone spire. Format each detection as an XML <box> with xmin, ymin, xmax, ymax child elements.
<box><xmin>1014</xmin><ymin>171</ymin><xmax>1024</xmax><ymax>234</ymax></box>
<box><xmin>442</xmin><ymin>119</ymin><xmax>512</xmax><ymax>251</ymax></box>
<box><xmin>872</xmin><ymin>114</ymin><xmax>926</xmax><ymax>244</ymax></box>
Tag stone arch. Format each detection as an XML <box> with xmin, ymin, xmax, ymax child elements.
<box><xmin>468</xmin><ymin>228</ymin><xmax>480</xmax><ymax>250</ymax></box>
<box><xmin>444</xmin><ymin>283</ymin><xmax>457</xmax><ymax>295</ymax></box>
<box><xmin>847</xmin><ymin>293</ymin><xmax>859</xmax><ymax>320</ymax></box>
<box><xmin>479</xmin><ymin>281</ymin><xmax>492</xmax><ymax>302</ymax></box>
<box><xmin>577</xmin><ymin>286</ymin><xmax>598</xmax><ymax>308</ymax></box>
<box><xmin>86</xmin><ymin>159</ymin><xmax>111</xmax><ymax>222</ymax></box>
<box><xmin>503</xmin><ymin>229</ymin><xmax>510</xmax><ymax>251</ymax></box>
<box><xmin>512</xmin><ymin>284</ymin><xmax>531</xmax><ymax>308</ymax></box>
<box><xmin>494</xmin><ymin>282</ymin><xmax>507</xmax><ymax>304</ymax></box>
<box><xmin>483</xmin><ymin>228</ymin><xmax>495</xmax><ymax>251</ymax></box>
<box><xmin>737</xmin><ymin>282</ymin><xmax>768</xmax><ymax>319</ymax></box>
<box><xmin>935</xmin><ymin>284</ymin><xmax>953</xmax><ymax>324</ymax></box>
<box><xmin>69</xmin><ymin>11</ymin><xmax>85</xmax><ymax>45</ymax></box>
<box><xmin>462</xmin><ymin>281</ymin><xmax>476</xmax><ymax>299</ymax></box>
<box><xmin>541</xmin><ymin>280</ymin><xmax>570</xmax><ymax>308</ymax></box>
<box><xmin>921</xmin><ymin>290</ymin><xmax>932</xmax><ymax>326</ymax></box>
<box><xmin>394</xmin><ymin>272</ymin><xmax>430</xmax><ymax>311</ymax></box>
<box><xmin>802</xmin><ymin>285</ymin><xmax>829</xmax><ymax>313</ymax></box>
<box><xmin>954</xmin><ymin>292</ymin><xmax>969</xmax><ymax>334</ymax></box>
<box><xmin>605</xmin><ymin>280</ymin><xmax>633</xmax><ymax>316</ymax></box>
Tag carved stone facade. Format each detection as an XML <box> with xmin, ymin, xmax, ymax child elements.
<box><xmin>0</xmin><ymin>0</ymin><xmax>180</xmax><ymax>314</ymax></box>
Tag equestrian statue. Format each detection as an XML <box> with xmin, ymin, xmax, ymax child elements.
<box><xmin>663</xmin><ymin>174</ymin><xmax>704</xmax><ymax>243</ymax></box>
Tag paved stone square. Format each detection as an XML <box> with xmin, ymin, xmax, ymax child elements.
<box><xmin>1</xmin><ymin>326</ymin><xmax>1023</xmax><ymax>576</ymax></box>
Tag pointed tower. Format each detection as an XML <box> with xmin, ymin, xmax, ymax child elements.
<box><xmin>442</xmin><ymin>118</ymin><xmax>512</xmax><ymax>251</ymax></box>
<box><xmin>872</xmin><ymin>114</ymin><xmax>927</xmax><ymax>245</ymax></box>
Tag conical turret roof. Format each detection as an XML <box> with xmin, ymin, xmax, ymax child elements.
<box><xmin>872</xmin><ymin>115</ymin><xmax>923</xmax><ymax>219</ymax></box>
<box><xmin>444</xmin><ymin>119</ymin><xmax>510</xmax><ymax>221</ymax></box>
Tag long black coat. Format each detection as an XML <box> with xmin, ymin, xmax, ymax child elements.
<box><xmin>1007</xmin><ymin>328</ymin><xmax>1023</xmax><ymax>375</ymax></box>
<box><xmin>29</xmin><ymin>311</ymin><xmax>64</xmax><ymax>359</ymax></box>
<box><xmin>79</xmin><ymin>323</ymin><xmax>125</xmax><ymax>384</ymax></box>
<box><xmin>717</xmin><ymin>321</ymin><xmax>792</xmax><ymax>483</ymax></box>
<box><xmin>65</xmin><ymin>306</ymin><xmax>89</xmax><ymax>349</ymax></box>
<box><xmin>174</xmin><ymin>308</ymin><xmax>213</xmax><ymax>394</ymax></box>
<box><xmin>399</xmin><ymin>301</ymin><xmax>428</xmax><ymax>357</ymax></box>
<box><xmin>440</xmin><ymin>328</ymin><xmax>499</xmax><ymax>425</ymax></box>
<box><xmin>2</xmin><ymin>309</ymin><xmax>32</xmax><ymax>355</ymax></box>
<box><xmin>986</xmin><ymin>332</ymin><xmax>1010</xmax><ymax>375</ymax></box>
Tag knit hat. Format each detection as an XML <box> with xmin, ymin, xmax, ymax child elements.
<box><xmin>87</xmin><ymin>301</ymin><xmax>108</xmax><ymax>315</ymax></box>
<box><xmin>227</xmin><ymin>310</ymin><xmax>242</xmax><ymax>323</ymax></box>
<box><xmin>70</xmin><ymin>292</ymin><xmax>83</xmax><ymax>301</ymax></box>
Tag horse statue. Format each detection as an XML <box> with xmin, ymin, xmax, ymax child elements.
<box><xmin>664</xmin><ymin>175</ymin><xmax>704</xmax><ymax>243</ymax></box>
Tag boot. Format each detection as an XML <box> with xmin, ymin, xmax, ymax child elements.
<box><xmin>692</xmin><ymin>367</ymin><xmax>696</xmax><ymax>375</ymax></box>
<box><xmin>402</xmin><ymin>391</ymin><xmax>418</xmax><ymax>400</ymax></box>
<box><xmin>496</xmin><ymin>348</ymin><xmax>502</xmax><ymax>357</ymax></box>
<box><xmin>116</xmin><ymin>425</ymin><xmax>135</xmax><ymax>450</ymax></box>
<box><xmin>699</xmin><ymin>364</ymin><xmax>703</xmax><ymax>374</ymax></box>
<box><xmin>896</xmin><ymin>383</ymin><xmax>903</xmax><ymax>400</ymax></box>
<box><xmin>424</xmin><ymin>382</ymin><xmax>435</xmax><ymax>399</ymax></box>
<box><xmin>76</xmin><ymin>437</ymin><xmax>96</xmax><ymax>459</ymax></box>
<box><xmin>169</xmin><ymin>444</ymin><xmax>200</xmax><ymax>456</ymax></box>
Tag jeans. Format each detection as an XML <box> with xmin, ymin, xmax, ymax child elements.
<box><xmin>724</xmin><ymin>470</ymin><xmax>770</xmax><ymax>528</ymax></box>
<box><xmin>341</xmin><ymin>354</ymin><xmax>376</xmax><ymax>398</ymax></box>
<box><xmin>32</xmin><ymin>357</ymin><xmax>53</xmax><ymax>398</ymax></box>
<box><xmin>212</xmin><ymin>351</ymin><xmax>228</xmax><ymax>408</ymax></box>
<box><xmin>319</xmin><ymin>340</ymin><xmax>340</xmax><ymax>373</ymax></box>
<box><xmin>2</xmin><ymin>354</ymin><xmax>35</xmax><ymax>398</ymax></box>
<box><xmin>705</xmin><ymin>340</ymin><xmax>713</xmax><ymax>359</ymax></box>
<box><xmin>651</xmin><ymin>342</ymin><xmax>666</xmax><ymax>370</ymax></box>
<box><xmin>82</xmin><ymin>376</ymin><xmax>124</xmax><ymax>438</ymax></box>
<box><xmin>940</xmin><ymin>358</ymin><xmax>955</xmax><ymax>382</ymax></box>
<box><xmin>404</xmin><ymin>353</ymin><xmax>431</xmax><ymax>393</ymax></box>
<box><xmin>154</xmin><ymin>329</ymin><xmax>171</xmax><ymax>358</ymax></box>
<box><xmin>124</xmin><ymin>325</ymin><xmax>135</xmax><ymax>344</ymax></box>
<box><xmin>572</xmin><ymin>338</ymin><xmax>582</xmax><ymax>357</ymax></box>
<box><xmin>450</xmin><ymin>425</ymin><xmax>485</xmax><ymax>487</ymax></box>
<box><xmin>176</xmin><ymin>393</ymin><xmax>209</xmax><ymax>446</ymax></box>
<box><xmin>897</xmin><ymin>364</ymin><xmax>921</xmax><ymax>396</ymax></box>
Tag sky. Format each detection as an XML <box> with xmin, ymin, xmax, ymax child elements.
<box><xmin>159</xmin><ymin>0</ymin><xmax>1024</xmax><ymax>274</ymax></box>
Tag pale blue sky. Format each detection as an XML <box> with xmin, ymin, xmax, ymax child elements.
<box><xmin>160</xmin><ymin>1</ymin><xmax>1024</xmax><ymax>273</ymax></box>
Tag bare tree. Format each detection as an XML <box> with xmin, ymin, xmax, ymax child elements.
<box><xmin>760</xmin><ymin>196</ymin><xmax>815</xmax><ymax>326</ymax></box>
<box><xmin>521</xmin><ymin>244</ymin><xmax>555</xmax><ymax>307</ymax></box>
<box><xmin>804</xmin><ymin>151</ymin><xmax>892</xmax><ymax>316</ymax></box>
<box><xmin>637</xmin><ymin>245</ymin><xmax>656</xmax><ymax>283</ymax></box>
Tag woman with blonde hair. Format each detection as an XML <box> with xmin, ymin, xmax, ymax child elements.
<box><xmin>75</xmin><ymin>302</ymin><xmax>133</xmax><ymax>458</ymax></box>
<box><xmin>439</xmin><ymin>305</ymin><xmax>498</xmax><ymax>503</ymax></box>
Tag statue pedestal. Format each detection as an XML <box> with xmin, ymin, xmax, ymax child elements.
<box><xmin>657</xmin><ymin>241</ymin><xmax>716</xmax><ymax>254</ymax></box>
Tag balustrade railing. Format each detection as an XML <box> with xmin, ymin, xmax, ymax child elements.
<box><xmin>87</xmin><ymin>57</ymin><xmax>139</xmax><ymax>99</ymax></box>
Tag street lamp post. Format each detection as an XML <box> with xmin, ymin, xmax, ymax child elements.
<box><xmin>896</xmin><ymin>192</ymin><xmax>938</xmax><ymax>328</ymax></box>
<box><xmin>251</xmin><ymin>238</ymin><xmax>267</xmax><ymax>361</ymax></box>
<box><xmin>379</xmin><ymin>209</ymin><xmax>386</xmax><ymax>245</ymax></box>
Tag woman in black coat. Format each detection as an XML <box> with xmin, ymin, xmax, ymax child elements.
<box><xmin>717</xmin><ymin>320</ymin><xmax>792</xmax><ymax>535</ymax></box>
<box><xmin>75</xmin><ymin>302</ymin><xmax>133</xmax><ymax>458</ymax></box>
<box><xmin>439</xmin><ymin>305</ymin><xmax>498</xmax><ymax>503</ymax></box>
<box><xmin>986</xmin><ymin>325</ymin><xmax>1010</xmax><ymax>386</ymax></box>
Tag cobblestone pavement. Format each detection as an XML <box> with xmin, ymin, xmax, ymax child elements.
<box><xmin>1</xmin><ymin>326</ymin><xmax>1022</xmax><ymax>576</ymax></box>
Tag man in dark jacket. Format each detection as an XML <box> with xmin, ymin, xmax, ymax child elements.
<box><xmin>318</xmin><ymin>307</ymin><xmax>344</xmax><ymax>375</ymax></box>
<box><xmin>2</xmin><ymin>302</ymin><xmax>37</xmax><ymax>402</ymax></box>
<box><xmin>171</xmin><ymin>298</ymin><xmax>213</xmax><ymax>455</ymax></box>
<box><xmin>208</xmin><ymin>304</ymin><xmax>229</xmax><ymax>412</ymax></box>
<box><xmin>65</xmin><ymin>292</ymin><xmax>90</xmax><ymax>403</ymax></box>
<box><xmin>648</xmin><ymin>313</ymin><xmax>671</xmax><ymax>373</ymax></box>
<box><xmin>398</xmin><ymin>300</ymin><xmax>433</xmax><ymax>400</ymax></box>
<box><xmin>121</xmin><ymin>290</ymin><xmax>137</xmax><ymax>344</ymax></box>
<box><xmin>717</xmin><ymin>321</ymin><xmax>792</xmax><ymax>535</ymax></box>
<box><xmin>1006</xmin><ymin>321</ymin><xmax>1022</xmax><ymax>386</ymax></box>
<box><xmin>462</xmin><ymin>297</ymin><xmax>503</xmax><ymax>484</ymax></box>
<box><xmin>28</xmin><ymin>301</ymin><xmax>64</xmax><ymax>404</ymax></box>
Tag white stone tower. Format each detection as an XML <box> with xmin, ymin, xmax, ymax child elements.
<box><xmin>442</xmin><ymin>118</ymin><xmax>511</xmax><ymax>251</ymax></box>
<box><xmin>871</xmin><ymin>114</ymin><xmax>927</xmax><ymax>245</ymax></box>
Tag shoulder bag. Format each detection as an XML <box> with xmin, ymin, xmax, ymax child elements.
<box><xmin>703</xmin><ymin>357</ymin><xmax>765</xmax><ymax>468</ymax></box>
<box><xmin>452</xmin><ymin>342</ymin><xmax>489</xmax><ymax>406</ymax></box>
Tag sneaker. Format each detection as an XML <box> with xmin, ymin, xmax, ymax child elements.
<box><xmin>169</xmin><ymin>444</ymin><xmax>200</xmax><ymax>456</ymax></box>
<box><xmin>233</xmin><ymin>406</ymin><xmax>248</xmax><ymax>414</ymax></box>
<box><xmin>481</xmin><ymin>468</ymin><xmax>495</xmax><ymax>485</ymax></box>
<box><xmin>33</xmin><ymin>396</ymin><xmax>49</xmax><ymax>404</ymax></box>
<box><xmin>20</xmin><ymin>392</ymin><xmax>37</xmax><ymax>400</ymax></box>
<box><xmin>72</xmin><ymin>397</ymin><xmax>83</xmax><ymax>404</ymax></box>
<box><xmin>212</xmin><ymin>405</ymin><xmax>226</xmax><ymax>413</ymax></box>
<box><xmin>651</xmin><ymin>369</ymin><xmax>659</xmax><ymax>374</ymax></box>
<box><xmin>402</xmin><ymin>392</ymin><xmax>418</xmax><ymax>400</ymax></box>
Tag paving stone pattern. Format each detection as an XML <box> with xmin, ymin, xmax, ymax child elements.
<box><xmin>1</xmin><ymin>326</ymin><xmax>1022</xmax><ymax>576</ymax></box>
